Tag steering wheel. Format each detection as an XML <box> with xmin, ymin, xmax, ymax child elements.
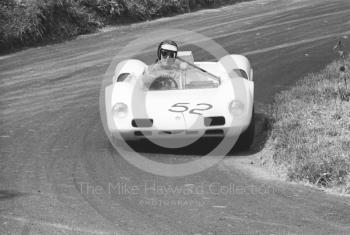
<box><xmin>149</xmin><ymin>76</ymin><xmax>178</xmax><ymax>90</ymax></box>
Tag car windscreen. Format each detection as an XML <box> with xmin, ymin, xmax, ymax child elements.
<box><xmin>183</xmin><ymin>69</ymin><xmax>219</xmax><ymax>89</ymax></box>
<box><xmin>142</xmin><ymin>60</ymin><xmax>219</xmax><ymax>91</ymax></box>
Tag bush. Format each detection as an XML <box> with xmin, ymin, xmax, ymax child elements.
<box><xmin>0</xmin><ymin>0</ymin><xmax>42</xmax><ymax>49</ymax></box>
<box><xmin>0</xmin><ymin>0</ymin><xmax>244</xmax><ymax>53</ymax></box>
<box><xmin>0</xmin><ymin>0</ymin><xmax>96</xmax><ymax>52</ymax></box>
<box><xmin>79</xmin><ymin>0</ymin><xmax>191</xmax><ymax>22</ymax></box>
<box><xmin>36</xmin><ymin>0</ymin><xmax>94</xmax><ymax>37</ymax></box>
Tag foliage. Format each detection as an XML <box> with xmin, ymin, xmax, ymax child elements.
<box><xmin>0</xmin><ymin>0</ymin><xmax>96</xmax><ymax>52</ymax></box>
<box><xmin>0</xmin><ymin>0</ymin><xmax>244</xmax><ymax>53</ymax></box>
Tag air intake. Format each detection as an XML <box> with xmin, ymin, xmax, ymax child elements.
<box><xmin>132</xmin><ymin>119</ymin><xmax>153</xmax><ymax>127</ymax></box>
<box><xmin>205</xmin><ymin>129</ymin><xmax>224</xmax><ymax>136</ymax></box>
<box><xmin>204</xmin><ymin>116</ymin><xmax>225</xmax><ymax>126</ymax></box>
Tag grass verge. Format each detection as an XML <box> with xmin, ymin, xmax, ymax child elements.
<box><xmin>266</xmin><ymin>57</ymin><xmax>350</xmax><ymax>194</ymax></box>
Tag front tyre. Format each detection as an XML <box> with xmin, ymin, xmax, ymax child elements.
<box><xmin>235</xmin><ymin>106</ymin><xmax>255</xmax><ymax>150</ymax></box>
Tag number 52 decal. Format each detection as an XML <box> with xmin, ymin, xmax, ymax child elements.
<box><xmin>168</xmin><ymin>103</ymin><xmax>213</xmax><ymax>115</ymax></box>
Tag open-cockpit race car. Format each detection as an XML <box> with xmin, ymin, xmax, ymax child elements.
<box><xmin>105</xmin><ymin>50</ymin><xmax>255</xmax><ymax>150</ymax></box>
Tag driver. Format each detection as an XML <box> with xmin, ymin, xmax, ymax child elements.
<box><xmin>143</xmin><ymin>40</ymin><xmax>182</xmax><ymax>89</ymax></box>
<box><xmin>156</xmin><ymin>40</ymin><xmax>178</xmax><ymax>66</ymax></box>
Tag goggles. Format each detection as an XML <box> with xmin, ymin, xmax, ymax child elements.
<box><xmin>160</xmin><ymin>50</ymin><xmax>177</xmax><ymax>59</ymax></box>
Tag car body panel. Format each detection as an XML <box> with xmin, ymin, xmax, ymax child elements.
<box><xmin>105</xmin><ymin>53</ymin><xmax>254</xmax><ymax>142</ymax></box>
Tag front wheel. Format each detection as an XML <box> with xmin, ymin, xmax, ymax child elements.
<box><xmin>234</xmin><ymin>107</ymin><xmax>255</xmax><ymax>150</ymax></box>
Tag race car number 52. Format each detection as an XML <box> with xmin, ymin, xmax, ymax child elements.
<box><xmin>168</xmin><ymin>103</ymin><xmax>213</xmax><ymax>115</ymax></box>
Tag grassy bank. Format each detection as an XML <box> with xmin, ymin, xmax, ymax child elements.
<box><xmin>266</xmin><ymin>57</ymin><xmax>350</xmax><ymax>193</ymax></box>
<box><xmin>0</xmin><ymin>0</ymin><xmax>247</xmax><ymax>54</ymax></box>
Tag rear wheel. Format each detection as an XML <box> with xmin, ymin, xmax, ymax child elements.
<box><xmin>235</xmin><ymin>107</ymin><xmax>255</xmax><ymax>150</ymax></box>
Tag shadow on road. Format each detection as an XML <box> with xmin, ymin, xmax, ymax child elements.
<box><xmin>0</xmin><ymin>190</ymin><xmax>27</xmax><ymax>201</ymax></box>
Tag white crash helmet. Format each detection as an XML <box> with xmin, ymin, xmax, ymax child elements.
<box><xmin>157</xmin><ymin>40</ymin><xmax>178</xmax><ymax>60</ymax></box>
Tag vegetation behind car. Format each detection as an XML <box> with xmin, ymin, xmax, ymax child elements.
<box><xmin>0</xmin><ymin>0</ymin><xmax>250</xmax><ymax>54</ymax></box>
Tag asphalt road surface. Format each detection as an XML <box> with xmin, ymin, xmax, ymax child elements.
<box><xmin>1</xmin><ymin>0</ymin><xmax>350</xmax><ymax>234</ymax></box>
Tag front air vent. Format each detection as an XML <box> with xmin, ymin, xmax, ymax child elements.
<box><xmin>134</xmin><ymin>131</ymin><xmax>152</xmax><ymax>136</ymax></box>
<box><xmin>132</xmin><ymin>119</ymin><xmax>153</xmax><ymax>128</ymax></box>
<box><xmin>204</xmin><ymin>116</ymin><xmax>225</xmax><ymax>126</ymax></box>
<box><xmin>205</xmin><ymin>129</ymin><xmax>224</xmax><ymax>136</ymax></box>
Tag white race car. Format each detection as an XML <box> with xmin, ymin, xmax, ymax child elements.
<box><xmin>105</xmin><ymin>51</ymin><xmax>254</xmax><ymax>150</ymax></box>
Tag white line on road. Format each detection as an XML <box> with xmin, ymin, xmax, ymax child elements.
<box><xmin>243</xmin><ymin>30</ymin><xmax>350</xmax><ymax>55</ymax></box>
<box><xmin>200</xmin><ymin>8</ymin><xmax>350</xmax><ymax>35</ymax></box>
<box><xmin>1</xmin><ymin>215</ymin><xmax>118</xmax><ymax>235</ymax></box>
<box><xmin>222</xmin><ymin>215</ymin><xmax>298</xmax><ymax>229</ymax></box>
<box><xmin>212</xmin><ymin>205</ymin><xmax>227</xmax><ymax>208</ymax></box>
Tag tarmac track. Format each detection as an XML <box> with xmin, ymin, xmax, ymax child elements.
<box><xmin>1</xmin><ymin>0</ymin><xmax>350</xmax><ymax>234</ymax></box>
